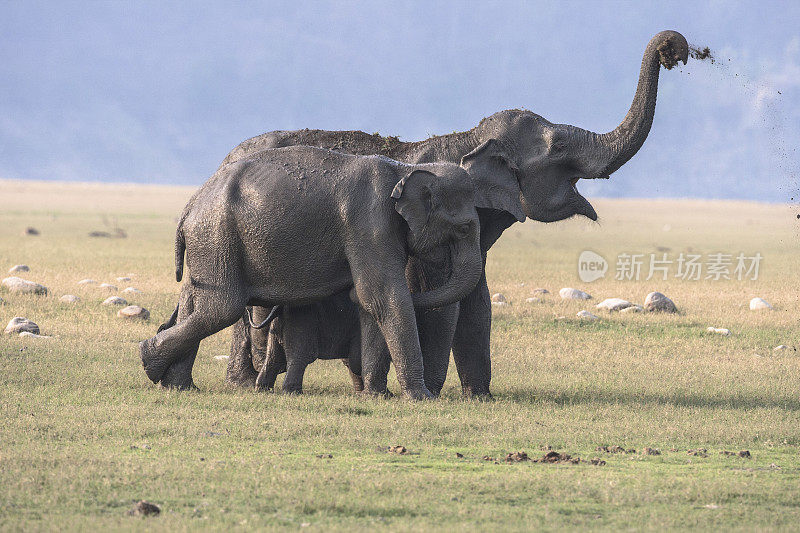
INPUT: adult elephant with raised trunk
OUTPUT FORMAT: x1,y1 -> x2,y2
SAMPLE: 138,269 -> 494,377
226,30 -> 689,397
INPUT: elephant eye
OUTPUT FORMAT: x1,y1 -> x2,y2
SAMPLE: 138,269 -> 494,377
454,222 -> 471,238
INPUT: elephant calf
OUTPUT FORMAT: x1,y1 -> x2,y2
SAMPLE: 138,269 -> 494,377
140,146 -> 482,399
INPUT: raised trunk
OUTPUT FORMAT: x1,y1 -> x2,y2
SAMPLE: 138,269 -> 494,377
411,233 -> 482,309
596,30 -> 688,176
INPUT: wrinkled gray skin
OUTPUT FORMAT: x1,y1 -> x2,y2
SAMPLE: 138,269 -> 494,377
226,30 -> 689,397
140,145 -> 483,400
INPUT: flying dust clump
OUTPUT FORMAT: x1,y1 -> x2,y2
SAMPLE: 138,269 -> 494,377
689,45 -> 715,63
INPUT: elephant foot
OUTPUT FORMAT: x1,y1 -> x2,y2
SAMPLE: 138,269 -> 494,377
139,337 -> 167,384
402,386 -> 434,401
225,375 -> 257,389
358,388 -> 393,399
462,386 -> 493,401
159,362 -> 198,391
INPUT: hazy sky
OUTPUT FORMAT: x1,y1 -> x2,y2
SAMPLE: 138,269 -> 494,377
1,0 -> 798,201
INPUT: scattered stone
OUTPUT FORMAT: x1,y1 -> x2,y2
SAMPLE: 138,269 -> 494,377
531,288 -> 550,295
707,327 -> 731,336
525,297 -> 541,303
559,287 -> 592,300
388,445 -> 408,455
1,277 -> 48,295
4,317 -> 40,335
749,297 -> 773,311
455,452 -> 464,458
491,293 -> 506,303
491,301 -> 509,307
60,294 -> 81,304
127,500 -> 161,517
116,276 -> 131,282
25,227 -> 40,236
482,455 -> 494,461
99,283 -> 118,291
687,448 -> 708,457
19,332 -> 51,339
720,450 -> 751,458
644,292 -> 677,313
118,305 -> 150,320
0,296 -> 3,305
596,298 -> 635,311
589,458 -> 607,466
620,305 -> 644,313
8,264 -> 30,273
577,310 -> 599,321
123,287 -> 142,294
103,296 -> 128,306
316,454 -> 333,459
505,451 -> 529,462
213,355 -> 229,361
774,345 -> 793,351
641,447 -> 661,456
77,279 -> 97,285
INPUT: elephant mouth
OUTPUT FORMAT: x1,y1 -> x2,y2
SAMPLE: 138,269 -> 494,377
569,177 -> 598,221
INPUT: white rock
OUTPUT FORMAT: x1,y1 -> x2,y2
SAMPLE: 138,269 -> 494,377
491,293 -> 507,303
1,277 -> 48,295
526,297 -> 541,303
491,301 -> 509,307
620,305 -> 644,313
118,305 -> 150,320
214,355 -> 230,361
706,327 -> 731,336
5,317 -> 40,335
19,332 -> 50,339
116,276 -> 131,282
531,288 -> 550,295
774,345 -> 791,351
103,296 -> 128,306
60,294 -> 81,303
77,279 -> 97,285
644,292 -> 677,313
596,298 -> 635,312
559,287 -> 592,300
8,264 -> 30,273
749,297 -> 773,311
99,283 -> 118,291
577,310 -> 599,321
122,287 -> 142,294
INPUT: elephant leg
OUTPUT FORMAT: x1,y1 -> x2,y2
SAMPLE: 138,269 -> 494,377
345,336 -> 364,393
358,308 -> 391,396
156,285 -> 198,390
416,303 -> 459,397
451,271 -> 493,398
282,359 -> 308,394
255,332 -> 286,391
354,276 -> 431,400
225,311 -> 259,388
140,282 -> 246,388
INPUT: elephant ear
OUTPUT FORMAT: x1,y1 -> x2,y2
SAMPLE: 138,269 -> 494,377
459,139 -> 525,222
391,169 -> 436,236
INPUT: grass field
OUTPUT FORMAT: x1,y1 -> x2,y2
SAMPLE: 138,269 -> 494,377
1,179 -> 799,530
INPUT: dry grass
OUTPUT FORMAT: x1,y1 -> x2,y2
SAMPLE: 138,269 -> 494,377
1,180 -> 799,530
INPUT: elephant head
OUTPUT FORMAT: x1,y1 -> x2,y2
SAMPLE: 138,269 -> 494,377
391,165 -> 482,308
463,30 -> 689,224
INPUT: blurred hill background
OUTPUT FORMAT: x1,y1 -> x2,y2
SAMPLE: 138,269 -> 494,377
1,0 -> 798,202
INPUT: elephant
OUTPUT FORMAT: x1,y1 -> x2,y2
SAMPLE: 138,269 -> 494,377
140,145 -> 483,399
225,30 -> 690,397
249,291 -> 364,394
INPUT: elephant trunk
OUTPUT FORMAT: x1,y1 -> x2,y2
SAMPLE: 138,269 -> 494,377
595,30 -> 688,177
411,232 -> 482,309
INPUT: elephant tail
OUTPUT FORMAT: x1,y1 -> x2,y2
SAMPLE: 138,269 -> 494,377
175,212 -> 187,282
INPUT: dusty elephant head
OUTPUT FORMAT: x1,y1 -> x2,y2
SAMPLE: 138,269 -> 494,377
391,164 -> 482,308
460,30 -> 689,224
